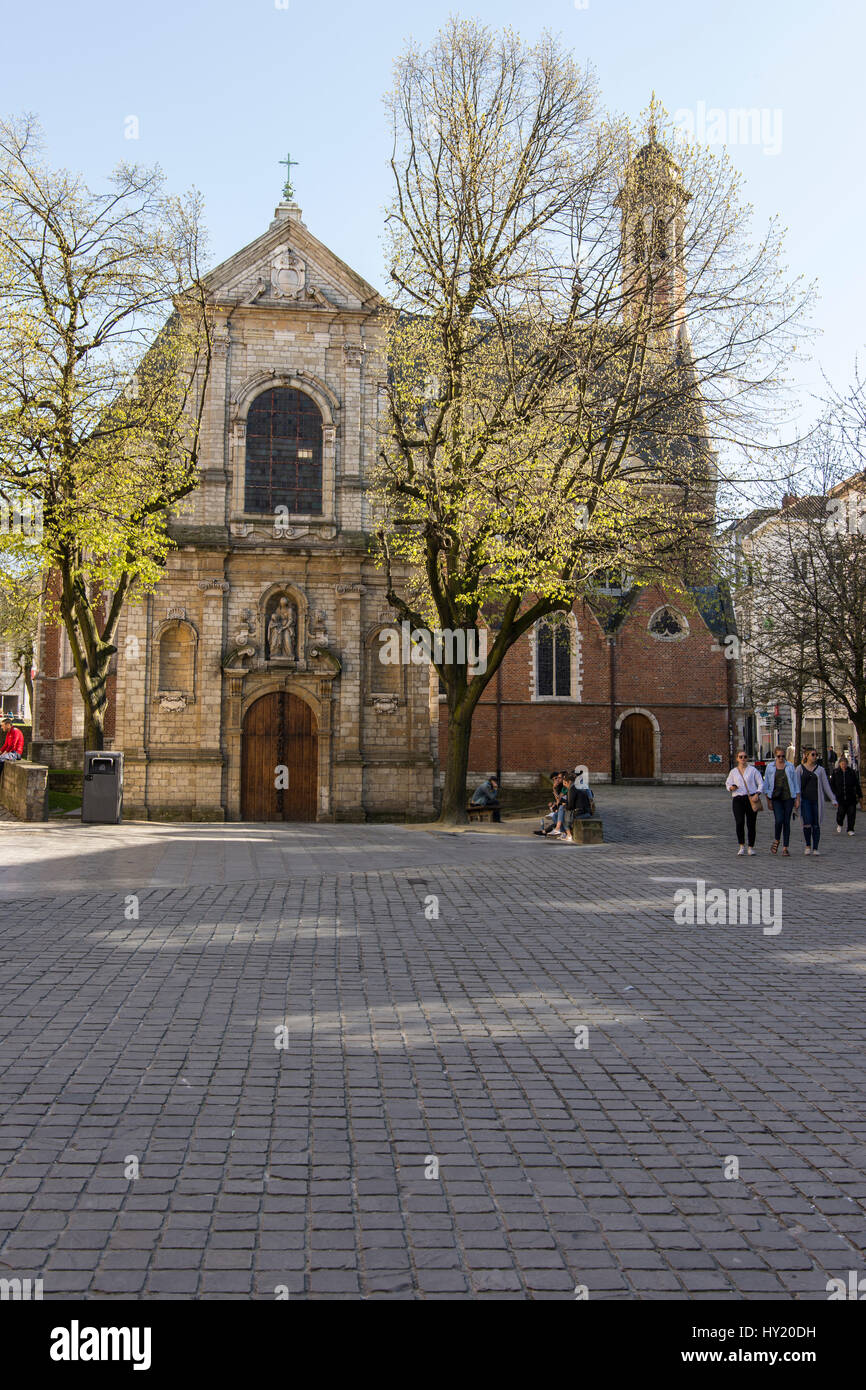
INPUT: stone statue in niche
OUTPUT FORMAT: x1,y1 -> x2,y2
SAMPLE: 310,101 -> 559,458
267,596 -> 298,660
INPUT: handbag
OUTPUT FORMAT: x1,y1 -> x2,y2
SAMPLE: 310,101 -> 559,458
734,767 -> 763,813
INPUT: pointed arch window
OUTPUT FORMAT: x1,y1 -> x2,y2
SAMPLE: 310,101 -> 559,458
536,620 -> 572,698
245,387 -> 323,515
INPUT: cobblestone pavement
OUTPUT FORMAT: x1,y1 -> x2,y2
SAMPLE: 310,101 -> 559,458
0,787 -> 865,1299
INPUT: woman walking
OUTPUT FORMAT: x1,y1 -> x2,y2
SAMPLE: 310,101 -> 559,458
725,750 -> 763,855
797,747 -> 838,855
830,755 -> 862,836
762,746 -> 800,856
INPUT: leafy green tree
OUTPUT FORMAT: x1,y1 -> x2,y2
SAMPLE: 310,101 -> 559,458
0,115 -> 213,749
375,21 -> 810,821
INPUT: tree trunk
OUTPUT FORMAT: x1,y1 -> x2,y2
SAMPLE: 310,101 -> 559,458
83,699 -> 105,753
439,710 -> 473,825
80,660 -> 112,754
793,700 -> 804,764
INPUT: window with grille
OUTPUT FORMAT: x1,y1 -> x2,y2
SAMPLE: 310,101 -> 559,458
536,620 -> 571,697
245,387 -> 323,515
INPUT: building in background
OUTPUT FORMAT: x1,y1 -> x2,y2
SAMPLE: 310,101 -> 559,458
0,641 -> 30,721
731,484 -> 863,766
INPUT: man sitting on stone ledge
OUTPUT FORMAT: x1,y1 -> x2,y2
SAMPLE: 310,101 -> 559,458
469,774 -> 501,822
0,717 -> 24,774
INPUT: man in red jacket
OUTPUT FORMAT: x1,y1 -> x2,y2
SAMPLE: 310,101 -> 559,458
0,717 -> 24,771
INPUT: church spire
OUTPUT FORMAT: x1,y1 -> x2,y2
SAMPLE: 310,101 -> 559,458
616,100 -> 690,343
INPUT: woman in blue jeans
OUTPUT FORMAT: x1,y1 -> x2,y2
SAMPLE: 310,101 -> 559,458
797,747 -> 838,855
762,746 -> 800,855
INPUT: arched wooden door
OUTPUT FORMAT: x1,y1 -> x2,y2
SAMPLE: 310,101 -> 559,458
241,692 -> 318,821
620,713 -> 655,779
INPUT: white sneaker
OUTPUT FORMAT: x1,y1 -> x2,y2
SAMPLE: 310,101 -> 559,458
836,825 -> 843,834
747,847 -> 755,855
813,849 -> 821,856
737,846 -> 745,855
804,846 -> 811,855
848,831 -> 855,836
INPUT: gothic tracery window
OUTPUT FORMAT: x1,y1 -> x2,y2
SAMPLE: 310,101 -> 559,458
245,387 -> 323,515
648,606 -> 687,639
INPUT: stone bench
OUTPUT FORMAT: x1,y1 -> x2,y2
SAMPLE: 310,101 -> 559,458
0,759 -> 49,821
570,816 -> 603,844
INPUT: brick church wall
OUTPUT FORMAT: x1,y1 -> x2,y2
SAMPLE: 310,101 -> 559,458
442,586 -> 730,791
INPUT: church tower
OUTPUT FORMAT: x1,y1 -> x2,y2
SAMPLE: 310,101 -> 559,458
614,111 -> 717,577
616,122 -> 690,348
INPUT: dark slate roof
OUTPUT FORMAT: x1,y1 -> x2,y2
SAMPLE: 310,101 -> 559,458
588,581 -> 733,639
690,583 -> 735,641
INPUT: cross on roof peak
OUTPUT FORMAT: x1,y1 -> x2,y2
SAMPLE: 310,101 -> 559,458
278,151 -> 299,200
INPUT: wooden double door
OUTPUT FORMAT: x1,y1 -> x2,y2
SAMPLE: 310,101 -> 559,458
620,712 -> 655,779
241,692 -> 318,821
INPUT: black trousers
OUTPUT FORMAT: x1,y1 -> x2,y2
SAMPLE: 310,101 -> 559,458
836,800 -> 858,832
732,794 -> 758,846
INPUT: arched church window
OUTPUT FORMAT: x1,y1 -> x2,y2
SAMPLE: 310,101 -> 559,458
536,619 -> 572,698
158,622 -> 195,692
245,387 -> 323,516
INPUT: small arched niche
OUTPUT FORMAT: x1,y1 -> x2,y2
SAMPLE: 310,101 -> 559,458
366,624 -> 404,700
157,621 -> 196,695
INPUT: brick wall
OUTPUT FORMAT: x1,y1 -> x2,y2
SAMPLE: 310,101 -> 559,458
440,586 -> 730,786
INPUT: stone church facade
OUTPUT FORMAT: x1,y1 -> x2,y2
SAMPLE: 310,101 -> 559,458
33,200 -> 439,821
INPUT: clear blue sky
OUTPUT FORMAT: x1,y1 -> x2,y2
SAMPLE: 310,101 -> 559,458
5,0 -> 863,429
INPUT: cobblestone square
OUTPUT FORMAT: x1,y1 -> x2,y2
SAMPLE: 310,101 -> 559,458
0,787 -> 864,1299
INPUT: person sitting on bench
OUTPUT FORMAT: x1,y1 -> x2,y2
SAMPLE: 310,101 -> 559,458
470,775 -> 500,822
538,770 -> 564,835
0,717 -> 24,776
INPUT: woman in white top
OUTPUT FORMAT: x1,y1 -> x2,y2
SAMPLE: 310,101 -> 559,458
724,749 -> 763,855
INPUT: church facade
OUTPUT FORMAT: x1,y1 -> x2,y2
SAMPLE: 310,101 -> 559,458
31,197 -> 734,818
33,200 -> 439,821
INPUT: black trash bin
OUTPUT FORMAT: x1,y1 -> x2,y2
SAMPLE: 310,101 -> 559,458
82,750 -> 123,824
